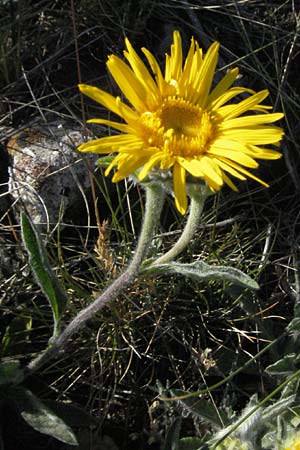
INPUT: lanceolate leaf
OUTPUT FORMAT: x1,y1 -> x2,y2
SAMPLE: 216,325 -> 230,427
142,261 -> 259,290
178,437 -> 207,450
43,400 -> 98,427
265,354 -> 300,376
20,212 -> 68,337
164,416 -> 182,450
169,389 -> 230,428
12,387 -> 78,445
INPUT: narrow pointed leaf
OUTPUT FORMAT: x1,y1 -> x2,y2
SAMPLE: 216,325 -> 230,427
178,437 -> 205,450
164,416 -> 182,450
43,400 -> 98,427
169,389 -> 230,428
21,212 -> 67,337
142,261 -> 259,290
265,354 -> 300,376
262,395 -> 296,420
287,318 -> 300,332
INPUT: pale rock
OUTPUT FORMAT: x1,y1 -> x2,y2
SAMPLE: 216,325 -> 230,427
8,123 -> 98,229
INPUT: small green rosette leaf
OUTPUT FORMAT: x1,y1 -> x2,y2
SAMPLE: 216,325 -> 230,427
169,389 -> 230,428
266,354 -> 300,376
20,212 -> 68,338
142,261 -> 259,290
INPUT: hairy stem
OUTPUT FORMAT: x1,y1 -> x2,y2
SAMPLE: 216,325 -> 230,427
26,183 -> 165,375
152,194 -> 205,266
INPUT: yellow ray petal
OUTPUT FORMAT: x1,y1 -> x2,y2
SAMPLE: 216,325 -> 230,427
209,87 -> 255,111
219,158 -> 269,186
216,159 -> 247,180
107,55 -> 148,112
78,84 -> 137,123
222,172 -> 238,191
142,47 -> 166,94
181,36 -> 195,82
217,90 -> 269,120
167,30 -> 183,82
87,118 -> 134,133
110,154 -> 148,181
160,152 -> 175,170
173,163 -> 188,215
210,138 -> 281,160
78,134 -> 142,153
246,145 -> 282,159
208,139 -> 261,167
187,42 -> 203,90
193,41 -> 220,107
138,153 -> 163,181
219,112 -> 284,130
178,156 -> 223,189
124,38 -> 159,105
208,68 -> 239,104
220,126 -> 284,144
208,148 -> 259,168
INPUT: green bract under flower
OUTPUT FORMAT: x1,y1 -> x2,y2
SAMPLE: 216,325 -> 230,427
78,30 -> 284,214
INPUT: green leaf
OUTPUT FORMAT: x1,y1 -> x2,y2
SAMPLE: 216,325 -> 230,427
1,315 -> 32,357
262,395 -> 296,420
261,430 -> 278,449
96,155 -> 115,168
142,261 -> 259,290
169,389 -> 230,429
287,318 -> 300,332
164,416 -> 182,450
0,360 -> 24,386
265,354 -> 300,376
12,387 -> 78,445
178,437 -> 206,450
43,400 -> 98,427
21,212 -> 68,337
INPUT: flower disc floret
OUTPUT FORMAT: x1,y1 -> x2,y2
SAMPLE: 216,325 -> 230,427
78,31 -> 284,214
140,98 -> 214,159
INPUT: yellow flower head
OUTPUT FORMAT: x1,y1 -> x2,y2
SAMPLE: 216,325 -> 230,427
78,31 -> 284,214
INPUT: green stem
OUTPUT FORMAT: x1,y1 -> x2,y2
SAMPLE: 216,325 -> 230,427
26,183 -> 165,375
152,194 -> 205,266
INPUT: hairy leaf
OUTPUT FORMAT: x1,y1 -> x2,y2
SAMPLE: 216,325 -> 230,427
164,416 -> 182,450
13,387 -> 78,445
142,261 -> 259,290
21,212 -> 68,337
169,389 -> 230,429
266,353 -> 300,375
